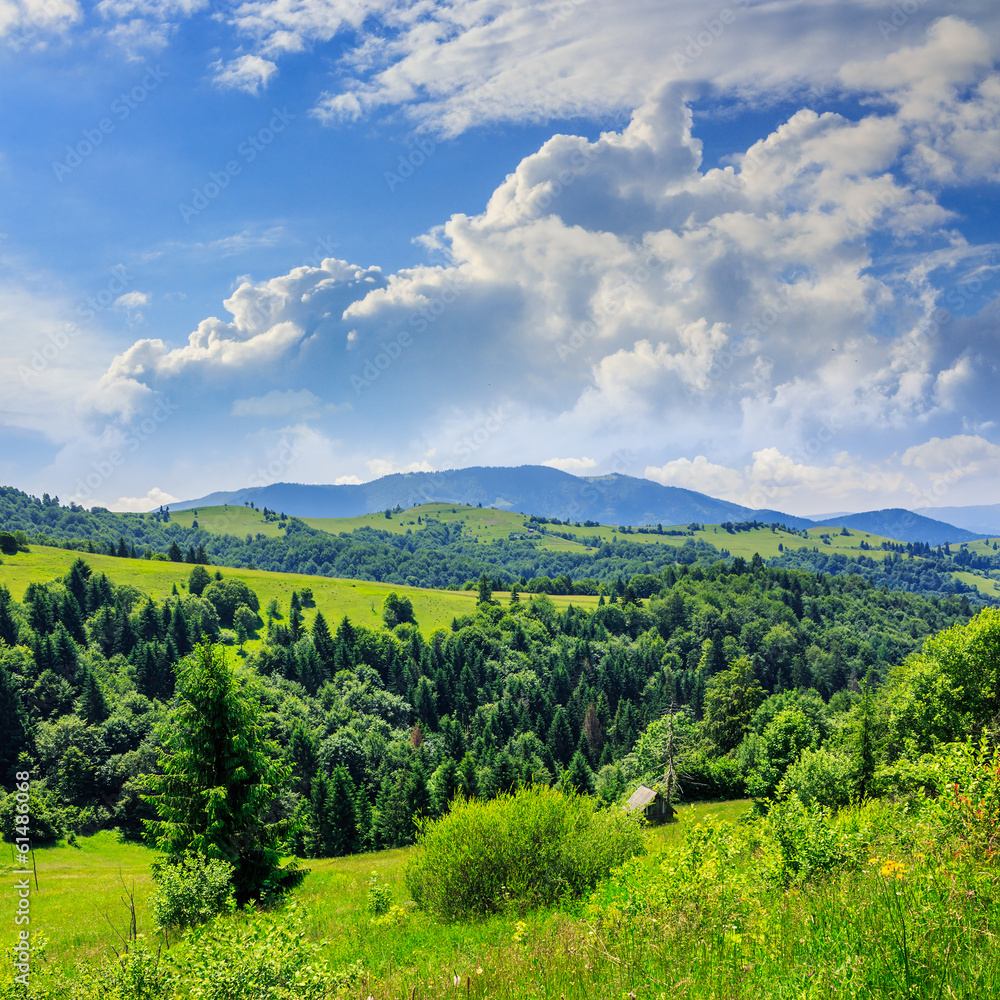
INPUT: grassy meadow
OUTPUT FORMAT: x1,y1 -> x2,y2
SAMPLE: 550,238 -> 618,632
0,544 -> 598,643
6,790 -> 998,1000
2,800 -> 748,981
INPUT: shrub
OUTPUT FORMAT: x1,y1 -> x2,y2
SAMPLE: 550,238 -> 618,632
405,785 -> 645,921
366,871 -> 392,916
150,852 -> 236,931
765,798 -> 846,884
162,904 -> 360,1000
776,746 -> 853,809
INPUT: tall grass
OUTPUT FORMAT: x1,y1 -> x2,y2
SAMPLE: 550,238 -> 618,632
4,755 -> 997,999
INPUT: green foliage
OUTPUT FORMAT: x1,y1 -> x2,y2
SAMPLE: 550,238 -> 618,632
0,782 -> 66,845
187,565 -> 211,598
382,592 -> 416,628
201,579 -> 260,628
405,785 -> 645,920
703,656 -> 766,754
365,871 -> 393,916
150,851 -> 236,931
161,905 -> 360,1000
142,643 -> 301,904
775,745 -> 853,809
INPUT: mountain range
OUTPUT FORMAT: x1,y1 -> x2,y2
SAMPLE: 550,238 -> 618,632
170,465 -> 985,546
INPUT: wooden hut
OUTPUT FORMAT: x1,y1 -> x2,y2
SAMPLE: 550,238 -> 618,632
625,785 -> 676,823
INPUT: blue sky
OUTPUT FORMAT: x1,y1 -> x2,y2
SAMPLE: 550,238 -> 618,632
1,0 -> 999,516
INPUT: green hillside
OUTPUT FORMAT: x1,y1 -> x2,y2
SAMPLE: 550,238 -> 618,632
0,545 -> 598,640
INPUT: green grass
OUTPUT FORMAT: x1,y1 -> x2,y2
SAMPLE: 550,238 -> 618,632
294,503 -> 907,565
0,545 -> 597,644
176,505 -> 286,538
15,793 -> 997,1000
8,799 -> 737,981
0,831 -> 156,969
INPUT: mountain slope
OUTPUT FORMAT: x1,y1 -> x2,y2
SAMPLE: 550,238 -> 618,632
170,465 -> 816,528
813,508 -> 981,546
912,504 -> 1000,537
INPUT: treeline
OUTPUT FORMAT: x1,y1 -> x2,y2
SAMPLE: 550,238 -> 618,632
771,547 -> 992,601
0,552 -> 977,857
0,485 -> 730,592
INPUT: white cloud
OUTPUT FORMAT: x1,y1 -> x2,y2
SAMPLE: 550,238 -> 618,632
0,0 -> 80,42
112,485 -> 177,512
73,17 -> 1000,509
366,457 -> 435,478
646,456 -> 742,497
543,456 -> 596,473
212,54 -> 278,95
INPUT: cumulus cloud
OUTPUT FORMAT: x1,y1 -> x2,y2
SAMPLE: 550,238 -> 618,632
366,457 -> 436,478
212,54 -> 278,95
75,16 -> 1000,510
646,456 -> 743,497
112,485 -> 177,512
0,0 -> 80,42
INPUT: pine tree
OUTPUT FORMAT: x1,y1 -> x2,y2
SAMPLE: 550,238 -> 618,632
563,750 -> 595,795
546,706 -> 574,766
142,643 -> 300,904
311,611 -> 335,674
77,664 -> 109,724
0,660 -> 26,777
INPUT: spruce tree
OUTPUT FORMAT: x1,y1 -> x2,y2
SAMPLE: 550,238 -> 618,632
143,642 -> 300,904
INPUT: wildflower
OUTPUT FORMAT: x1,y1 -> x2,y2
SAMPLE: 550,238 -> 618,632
879,859 -> 905,879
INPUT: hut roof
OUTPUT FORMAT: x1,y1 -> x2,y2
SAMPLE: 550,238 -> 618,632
626,785 -> 658,811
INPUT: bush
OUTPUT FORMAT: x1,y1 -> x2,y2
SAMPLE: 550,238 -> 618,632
765,798 -> 846,884
405,785 -> 645,921
776,746 -> 853,809
150,852 -> 236,931
162,904 -> 360,1000
366,871 -> 392,916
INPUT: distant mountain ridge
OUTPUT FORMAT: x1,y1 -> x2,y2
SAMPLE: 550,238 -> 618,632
170,465 -> 811,527
912,504 -> 1000,537
168,465 -> 982,546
